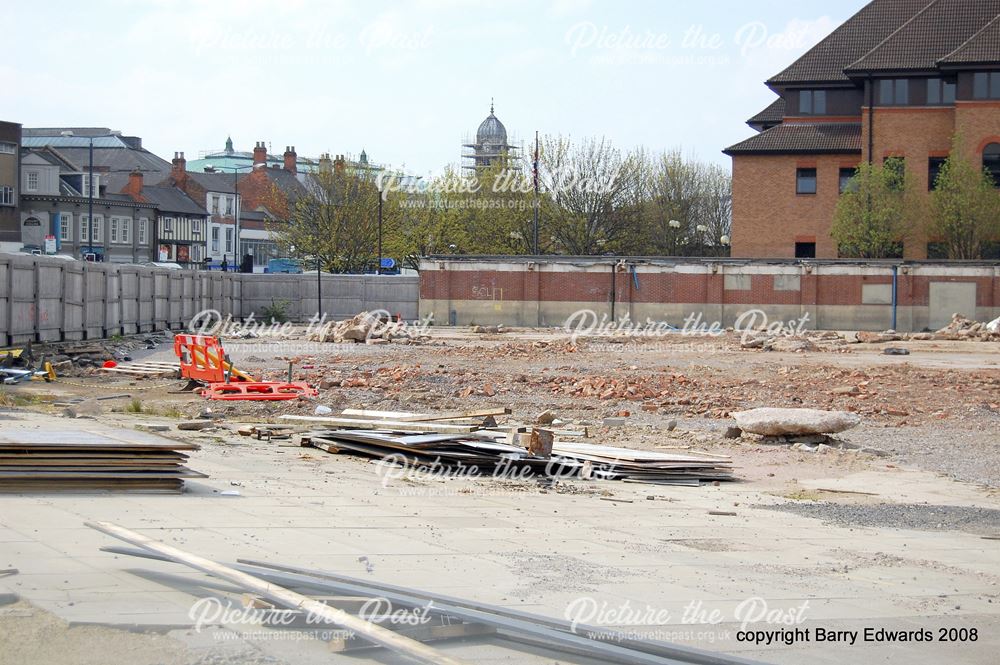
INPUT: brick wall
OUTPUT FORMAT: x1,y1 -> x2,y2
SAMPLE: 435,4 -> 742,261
731,154 -> 858,259
419,257 -> 1000,331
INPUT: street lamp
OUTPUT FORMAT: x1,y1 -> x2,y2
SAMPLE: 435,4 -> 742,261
60,130 -> 121,260
204,162 -> 265,271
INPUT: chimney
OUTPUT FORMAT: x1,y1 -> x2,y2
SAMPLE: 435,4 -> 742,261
319,153 -> 332,173
171,151 -> 187,188
123,170 -> 144,199
334,153 -> 345,174
283,146 -> 297,174
253,141 -> 267,166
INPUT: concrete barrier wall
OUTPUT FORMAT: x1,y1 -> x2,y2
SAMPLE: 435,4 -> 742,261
0,254 -> 419,345
419,257 -> 1000,332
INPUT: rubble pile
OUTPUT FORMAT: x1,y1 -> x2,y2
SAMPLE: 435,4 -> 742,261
934,314 -> 1000,341
740,330 -> 849,352
306,312 -> 427,345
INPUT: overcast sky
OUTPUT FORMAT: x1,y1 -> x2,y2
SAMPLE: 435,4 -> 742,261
7,0 -> 867,176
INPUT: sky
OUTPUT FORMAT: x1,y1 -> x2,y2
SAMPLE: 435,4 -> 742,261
5,0 -> 869,177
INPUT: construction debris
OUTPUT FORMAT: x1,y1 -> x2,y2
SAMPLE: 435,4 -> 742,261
732,408 -> 861,437
935,313 -> 1000,341
306,311 -> 422,344
0,428 -> 204,493
291,408 -> 734,485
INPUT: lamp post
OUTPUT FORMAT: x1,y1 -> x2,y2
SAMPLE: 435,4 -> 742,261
60,130 -> 121,260
377,185 -> 383,275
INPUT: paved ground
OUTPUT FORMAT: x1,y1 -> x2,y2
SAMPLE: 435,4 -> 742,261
1,409 -> 998,665
0,329 -> 998,664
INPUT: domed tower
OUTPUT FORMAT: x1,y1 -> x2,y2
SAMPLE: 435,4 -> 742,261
463,100 -> 519,171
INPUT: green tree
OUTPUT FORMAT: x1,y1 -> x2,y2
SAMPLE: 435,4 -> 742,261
929,136 -> 1000,260
831,158 -> 918,258
269,167 -> 391,273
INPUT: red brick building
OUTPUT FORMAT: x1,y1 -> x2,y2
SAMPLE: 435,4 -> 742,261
725,0 -> 1000,260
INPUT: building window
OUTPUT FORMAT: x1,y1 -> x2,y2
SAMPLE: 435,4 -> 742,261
225,228 -> 233,253
799,90 -> 827,115
839,167 -> 857,194
138,218 -> 148,245
879,78 -> 909,105
163,217 -> 173,233
80,215 -> 90,242
0,186 -> 12,206
192,219 -> 202,234
208,195 -> 216,214
0,142 -> 15,155
795,242 -> 816,259
974,73 -> 1000,100
110,217 -> 119,243
60,213 -> 72,241
26,171 -> 39,191
796,168 -> 817,195
92,215 -> 103,244
211,226 -> 220,252
225,197 -> 233,215
121,217 -> 131,244
82,174 -> 100,198
927,78 -> 956,105
928,157 -> 947,190
984,144 -> 1000,187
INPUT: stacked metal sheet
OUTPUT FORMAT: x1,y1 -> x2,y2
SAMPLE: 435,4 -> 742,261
0,428 -> 205,493
290,410 -> 733,485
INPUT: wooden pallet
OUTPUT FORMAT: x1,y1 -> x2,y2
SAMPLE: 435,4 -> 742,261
99,361 -> 180,377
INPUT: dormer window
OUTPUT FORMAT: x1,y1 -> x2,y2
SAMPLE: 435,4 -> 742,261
878,79 -> 909,105
927,78 -> 955,105
798,90 -> 827,115
974,73 -> 1000,100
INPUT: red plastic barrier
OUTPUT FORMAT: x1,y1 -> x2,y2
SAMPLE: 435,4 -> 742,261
200,381 -> 318,401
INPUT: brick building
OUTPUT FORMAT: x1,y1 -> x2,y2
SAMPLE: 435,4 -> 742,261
725,0 -> 1000,260
0,121 -> 21,251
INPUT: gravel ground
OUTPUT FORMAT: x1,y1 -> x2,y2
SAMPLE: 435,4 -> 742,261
762,502 -> 1000,535
840,425 -> 1000,488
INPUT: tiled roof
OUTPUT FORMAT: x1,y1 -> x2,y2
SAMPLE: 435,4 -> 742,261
180,171 -> 239,194
939,13 -> 1000,65
847,0 -> 1000,73
747,98 -> 786,128
723,123 -> 862,155
139,186 -> 208,216
768,0 -> 932,84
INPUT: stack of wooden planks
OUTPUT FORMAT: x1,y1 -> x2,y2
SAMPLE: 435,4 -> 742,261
284,408 -> 733,485
0,428 -> 205,493
98,361 -> 180,377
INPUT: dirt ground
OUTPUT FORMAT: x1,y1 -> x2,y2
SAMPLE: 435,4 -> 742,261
2,326 -> 998,665
28,326 -> 1000,490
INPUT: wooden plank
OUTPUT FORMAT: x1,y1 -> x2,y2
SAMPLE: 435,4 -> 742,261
396,408 -> 512,423
280,415 -> 477,434
85,522 -> 473,665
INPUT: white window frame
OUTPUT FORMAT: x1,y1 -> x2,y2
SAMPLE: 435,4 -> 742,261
26,171 -> 39,192
82,173 -> 100,198
192,218 -> 202,234
110,217 -> 119,244
91,215 -> 103,244
211,226 -> 220,252
60,212 -> 72,241
138,217 -> 148,245
79,215 -> 90,242
163,216 -> 173,233
0,142 -> 15,155
0,186 -> 13,206
121,217 -> 131,244
225,227 -> 233,253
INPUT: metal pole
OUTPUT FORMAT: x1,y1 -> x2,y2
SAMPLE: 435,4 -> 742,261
533,130 -> 539,255
234,169 -> 239,271
317,255 -> 322,318
377,190 -> 383,274
88,137 -> 94,258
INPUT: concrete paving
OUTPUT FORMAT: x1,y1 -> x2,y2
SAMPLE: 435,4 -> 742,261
0,411 -> 997,664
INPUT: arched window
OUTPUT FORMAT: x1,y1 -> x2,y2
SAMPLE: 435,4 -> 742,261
984,143 -> 1000,187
